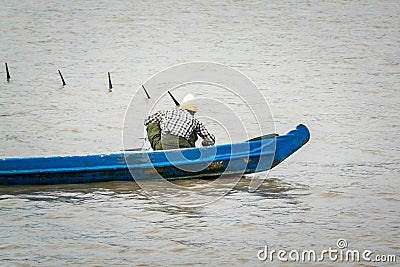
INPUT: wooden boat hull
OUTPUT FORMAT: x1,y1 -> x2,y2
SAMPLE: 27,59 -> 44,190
0,124 -> 310,185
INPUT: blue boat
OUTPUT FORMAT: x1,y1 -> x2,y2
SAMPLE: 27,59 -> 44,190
0,124 -> 310,185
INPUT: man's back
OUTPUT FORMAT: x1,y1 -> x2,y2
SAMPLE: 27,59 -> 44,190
144,94 -> 215,150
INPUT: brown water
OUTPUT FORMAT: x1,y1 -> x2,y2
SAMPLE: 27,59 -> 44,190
0,0 -> 399,266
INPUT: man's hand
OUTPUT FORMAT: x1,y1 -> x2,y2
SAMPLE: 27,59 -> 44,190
202,140 -> 214,146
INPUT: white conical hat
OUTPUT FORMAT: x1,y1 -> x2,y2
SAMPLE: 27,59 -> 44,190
180,94 -> 197,112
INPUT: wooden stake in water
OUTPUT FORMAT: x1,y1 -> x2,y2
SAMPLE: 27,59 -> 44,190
142,84 -> 151,99
108,72 -> 113,91
58,70 -> 66,86
5,63 -> 10,82
168,91 -> 180,106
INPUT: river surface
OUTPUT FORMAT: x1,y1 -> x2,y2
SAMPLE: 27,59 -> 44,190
0,0 -> 399,266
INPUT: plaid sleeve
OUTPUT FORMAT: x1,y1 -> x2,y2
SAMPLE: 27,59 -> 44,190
144,110 -> 163,126
194,119 -> 215,145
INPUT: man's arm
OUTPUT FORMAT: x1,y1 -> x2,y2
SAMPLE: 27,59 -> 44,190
194,120 -> 215,146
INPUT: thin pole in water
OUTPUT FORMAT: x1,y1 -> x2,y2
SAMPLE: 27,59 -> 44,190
108,72 -> 113,91
142,84 -> 151,99
58,70 -> 66,86
5,63 -> 10,82
168,91 -> 180,106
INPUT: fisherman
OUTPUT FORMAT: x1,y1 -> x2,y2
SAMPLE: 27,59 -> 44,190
144,94 -> 215,150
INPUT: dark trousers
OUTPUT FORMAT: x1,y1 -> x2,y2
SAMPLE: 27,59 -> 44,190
146,122 -> 198,150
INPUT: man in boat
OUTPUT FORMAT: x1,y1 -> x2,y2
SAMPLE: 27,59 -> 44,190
144,94 -> 215,150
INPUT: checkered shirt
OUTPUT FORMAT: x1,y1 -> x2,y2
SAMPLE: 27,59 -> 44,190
144,109 -> 215,144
